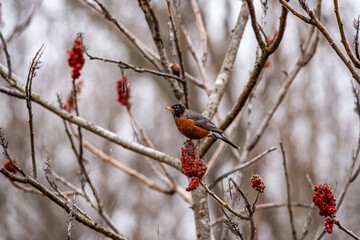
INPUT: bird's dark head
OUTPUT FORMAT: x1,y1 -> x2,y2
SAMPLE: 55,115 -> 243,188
166,104 -> 186,118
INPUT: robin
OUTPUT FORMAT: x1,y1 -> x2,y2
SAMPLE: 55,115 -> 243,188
166,104 -> 239,149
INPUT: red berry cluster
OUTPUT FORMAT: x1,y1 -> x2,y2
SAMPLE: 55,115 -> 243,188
62,80 -> 83,113
4,158 -> 18,175
67,37 -> 85,80
117,75 -> 131,106
325,217 -> 335,234
312,184 -> 337,233
250,174 -> 266,193
180,140 -> 207,191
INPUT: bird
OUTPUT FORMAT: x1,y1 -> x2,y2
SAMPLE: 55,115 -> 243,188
166,104 -> 239,149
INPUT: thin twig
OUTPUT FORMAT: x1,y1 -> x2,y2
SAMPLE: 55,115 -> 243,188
206,108 -> 244,173
138,0 -> 184,102
84,49 -> 185,83
280,0 -> 360,84
221,207 -> 244,239
280,140 -> 298,240
11,181 -> 78,197
138,0 -> 171,72
189,0 -> 207,64
334,220 -> 360,240
0,129 -> 26,178
165,0 -> 188,107
202,2 -> 249,120
200,180 -> 250,220
300,174 -> 315,240
0,167 -> 127,240
82,140 -> 191,203
126,105 -> 177,187
333,0 -> 360,68
57,95 -> 80,158
0,5 -> 37,47
229,178 -> 256,240
244,0 -> 266,50
354,16 -> 360,61
315,83 -> 360,240
171,0 -> 211,95
209,147 -> 276,189
0,63 -> 182,170
67,195 -> 76,240
25,44 -> 44,179
199,2 -> 289,155
279,0 -> 312,24
239,201 -> 310,214
0,31 -> 11,79
83,0 -> 162,70
300,203 -> 315,240
248,25 -> 319,151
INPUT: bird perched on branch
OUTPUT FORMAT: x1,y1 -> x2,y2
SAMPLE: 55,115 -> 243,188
166,104 -> 239,149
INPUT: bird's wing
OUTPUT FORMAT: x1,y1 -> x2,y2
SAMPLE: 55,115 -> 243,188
186,110 -> 223,133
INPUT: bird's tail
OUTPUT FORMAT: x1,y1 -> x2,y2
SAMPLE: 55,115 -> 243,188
211,132 -> 240,149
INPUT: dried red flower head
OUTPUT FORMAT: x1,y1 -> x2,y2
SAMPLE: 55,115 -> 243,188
117,75 -> 131,106
265,60 -> 272,68
67,36 -> 85,80
62,80 -> 83,113
250,174 -> 265,193
4,158 -> 18,175
180,140 -> 207,191
312,184 -> 337,218
325,217 -> 335,234
186,177 -> 200,191
268,30 -> 278,45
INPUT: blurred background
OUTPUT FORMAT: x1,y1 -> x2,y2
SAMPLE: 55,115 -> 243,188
1,0 -> 360,239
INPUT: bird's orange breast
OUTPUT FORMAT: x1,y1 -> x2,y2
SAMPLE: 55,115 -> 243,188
174,117 -> 210,139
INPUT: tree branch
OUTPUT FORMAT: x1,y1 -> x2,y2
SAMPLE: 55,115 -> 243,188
333,0 -> 360,68
0,63 -> 182,171
202,2 -> 249,120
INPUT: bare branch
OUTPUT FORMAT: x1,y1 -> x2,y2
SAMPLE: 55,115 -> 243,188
209,147 -> 276,189
221,207 -> 244,239
138,0 -> 185,102
138,0 -> 171,72
189,0 -> 207,64
354,16 -> 360,61
82,140 -> 191,203
25,44 -> 44,179
0,5 -> 37,47
0,168 -> 127,240
82,0 -> 162,70
199,2 -> 289,155
334,220 -> 360,240
165,0 -> 188,107
244,0 -> 266,49
206,110 -> 244,173
229,178 -> 256,240
280,141 -> 298,240
0,63 -> 182,170
279,0 -> 313,24
0,31 -> 12,79
300,203 -> 315,240
84,49 -> 185,83
202,2 -> 249,119
282,1 -> 360,84
0,86 -> 25,99
67,195 -> 75,240
333,0 -> 360,68
200,180 -> 250,220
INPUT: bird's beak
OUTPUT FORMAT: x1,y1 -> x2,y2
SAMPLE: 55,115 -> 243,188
166,107 -> 174,111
